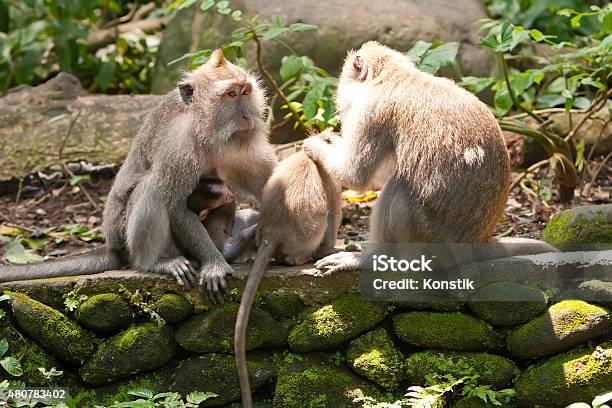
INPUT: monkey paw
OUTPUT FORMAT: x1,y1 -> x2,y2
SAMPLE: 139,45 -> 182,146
199,261 -> 232,304
302,136 -> 327,160
314,251 -> 361,275
158,256 -> 197,290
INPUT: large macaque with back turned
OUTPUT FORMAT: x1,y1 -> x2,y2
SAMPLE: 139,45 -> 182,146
0,50 -> 278,302
303,41 -> 556,273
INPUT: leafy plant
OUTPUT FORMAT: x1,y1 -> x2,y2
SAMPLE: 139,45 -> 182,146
102,388 -> 217,408
118,285 -> 165,327
0,295 -> 23,377
63,289 -> 89,312
406,41 -> 460,75
167,0 -> 335,132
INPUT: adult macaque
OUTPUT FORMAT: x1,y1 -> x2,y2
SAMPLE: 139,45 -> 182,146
0,50 -> 278,303
233,129 -> 342,408
303,41 -> 556,274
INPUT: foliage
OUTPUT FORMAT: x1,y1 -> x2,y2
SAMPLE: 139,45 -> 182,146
167,0 -> 335,132
0,294 -> 23,377
118,286 -> 165,327
566,390 -> 612,408
406,41 -> 460,75
63,289 -> 89,313
101,388 -> 217,408
0,0 -> 162,95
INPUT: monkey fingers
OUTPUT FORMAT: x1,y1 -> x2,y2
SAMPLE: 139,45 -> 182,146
199,265 -> 230,304
198,209 -> 210,221
314,251 -> 361,275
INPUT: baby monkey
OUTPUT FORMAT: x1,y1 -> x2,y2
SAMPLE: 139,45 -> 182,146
232,129 -> 342,408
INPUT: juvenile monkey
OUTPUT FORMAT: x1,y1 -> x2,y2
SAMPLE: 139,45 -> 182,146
0,50 -> 278,302
233,129 -> 342,408
303,41 -> 556,273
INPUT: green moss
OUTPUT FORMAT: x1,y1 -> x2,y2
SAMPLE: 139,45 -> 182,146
507,300 -> 610,359
454,397 -> 517,407
76,293 -> 132,333
0,323 -> 62,385
175,303 -> 287,353
273,361 -> 366,408
516,341 -> 612,407
261,290 -> 304,320
153,293 -> 193,323
542,206 -> 612,247
469,281 -> 548,326
6,291 -> 96,365
174,353 -> 275,406
288,294 -> 387,352
346,328 -> 404,389
405,351 -> 518,389
393,311 -> 504,352
80,322 -> 177,385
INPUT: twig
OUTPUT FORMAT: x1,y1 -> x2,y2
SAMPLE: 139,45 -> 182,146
87,15 -> 172,50
510,159 -> 550,192
58,110 -> 81,160
253,35 -> 310,131
577,118 -> 610,199
102,0 -> 140,28
564,88 -> 612,142
505,108 -> 584,120
583,151 -> 612,198
62,164 -> 99,209
498,226 -> 514,238
2,223 -> 35,233
500,54 -> 545,124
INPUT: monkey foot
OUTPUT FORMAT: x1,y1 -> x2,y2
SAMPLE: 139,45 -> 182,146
314,251 -> 361,275
153,256 -> 197,289
199,262 -> 231,304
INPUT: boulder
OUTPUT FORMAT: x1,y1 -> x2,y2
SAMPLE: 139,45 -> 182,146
175,303 -> 287,353
542,205 -> 612,249
555,279 -> 612,308
405,351 -> 518,389
7,291 -> 96,365
468,281 -> 548,326
174,353 -> 275,407
515,342 -> 612,407
260,290 -> 305,320
151,0 -> 492,94
153,293 -> 193,323
393,311 -> 504,352
288,294 -> 387,352
507,300 -> 610,359
346,328 -> 404,389
273,355 -> 373,408
76,293 -> 133,333
80,322 -> 177,385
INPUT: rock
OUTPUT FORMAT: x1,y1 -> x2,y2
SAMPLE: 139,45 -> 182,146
0,323 -> 62,386
153,293 -> 193,323
174,353 -> 275,407
175,303 -> 286,353
393,311 -> 504,352
542,205 -> 612,249
288,294 -> 387,352
80,322 -> 177,385
76,293 -> 133,333
346,328 -> 404,389
469,281 -> 548,326
0,73 -> 160,181
273,355 -> 372,408
405,351 -> 518,389
549,107 -> 612,157
555,280 -> 612,308
7,291 -> 96,365
260,290 -> 305,320
515,342 -> 612,407
151,0 -> 491,94
392,290 -> 464,312
507,300 -> 610,359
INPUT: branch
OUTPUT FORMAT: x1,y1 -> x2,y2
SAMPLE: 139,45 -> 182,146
253,34 -> 310,131
510,159 -> 549,192
500,53 -> 545,124
87,15 -> 172,51
564,88 -> 612,141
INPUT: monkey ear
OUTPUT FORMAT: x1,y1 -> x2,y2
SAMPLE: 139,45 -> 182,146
178,81 -> 194,105
208,49 -> 227,68
353,56 -> 369,82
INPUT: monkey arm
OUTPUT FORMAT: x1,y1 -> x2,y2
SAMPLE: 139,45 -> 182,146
220,142 -> 278,201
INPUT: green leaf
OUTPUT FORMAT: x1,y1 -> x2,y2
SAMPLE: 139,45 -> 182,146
0,295 -> 12,303
581,77 -> 605,90
510,27 -> 530,50
406,40 -> 432,64
168,0 -> 197,11
0,357 -> 22,377
2,243 -> 43,265
0,339 -> 8,357
593,391 -> 612,407
557,8 -> 575,17
280,55 -> 303,81
288,23 -> 318,32
262,27 -> 289,41
186,392 -> 218,404
418,42 -> 459,74
0,0 -> 9,33
603,11 -> 612,34
231,10 -> 242,21
494,87 -> 513,117
69,174 -> 91,186
565,404 -> 591,408
128,388 -> 154,399
98,62 -> 115,91
200,0 -> 215,11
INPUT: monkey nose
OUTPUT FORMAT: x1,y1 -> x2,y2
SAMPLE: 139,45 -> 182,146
242,115 -> 253,129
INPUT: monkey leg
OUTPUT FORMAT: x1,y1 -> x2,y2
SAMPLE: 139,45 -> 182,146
126,174 -> 197,288
314,211 -> 340,259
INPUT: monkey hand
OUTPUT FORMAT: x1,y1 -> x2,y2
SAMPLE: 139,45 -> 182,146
302,136 -> 330,161
198,260 -> 232,304
314,251 -> 361,275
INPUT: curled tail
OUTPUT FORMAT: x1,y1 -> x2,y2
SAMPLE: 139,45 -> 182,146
0,248 -> 124,282
234,240 -> 276,408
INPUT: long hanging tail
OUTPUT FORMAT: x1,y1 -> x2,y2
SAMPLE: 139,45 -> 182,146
487,237 -> 558,258
0,248 -> 124,282
234,240 -> 276,408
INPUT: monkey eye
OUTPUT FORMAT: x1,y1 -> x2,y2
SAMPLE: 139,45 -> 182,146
242,89 -> 249,96
228,90 -> 237,97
